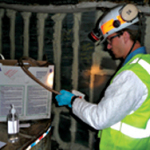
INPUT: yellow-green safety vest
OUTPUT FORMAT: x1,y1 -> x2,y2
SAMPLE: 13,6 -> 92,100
98,54 -> 150,150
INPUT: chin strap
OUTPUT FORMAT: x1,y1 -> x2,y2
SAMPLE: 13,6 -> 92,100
125,36 -> 137,59
124,11 -> 144,60
125,23 -> 141,61
117,30 -> 140,69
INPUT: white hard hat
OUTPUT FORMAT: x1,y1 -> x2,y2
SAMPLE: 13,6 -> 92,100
90,4 -> 140,43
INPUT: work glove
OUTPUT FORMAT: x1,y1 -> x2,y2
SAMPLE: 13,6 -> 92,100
55,90 -> 75,108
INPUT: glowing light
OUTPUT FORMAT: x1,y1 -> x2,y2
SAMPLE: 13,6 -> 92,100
46,72 -> 54,88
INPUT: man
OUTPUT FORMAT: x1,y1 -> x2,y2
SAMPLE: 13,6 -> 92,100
56,4 -> 150,150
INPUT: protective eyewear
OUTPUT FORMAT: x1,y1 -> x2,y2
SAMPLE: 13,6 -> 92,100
107,33 -> 122,45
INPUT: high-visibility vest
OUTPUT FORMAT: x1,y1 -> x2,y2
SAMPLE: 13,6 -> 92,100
98,54 -> 150,150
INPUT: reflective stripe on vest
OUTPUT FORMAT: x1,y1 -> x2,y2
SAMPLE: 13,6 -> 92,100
111,57 -> 150,139
130,58 -> 150,75
109,58 -> 150,139
111,119 -> 150,138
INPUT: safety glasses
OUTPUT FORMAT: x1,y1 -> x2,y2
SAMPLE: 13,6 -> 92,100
107,33 -> 122,45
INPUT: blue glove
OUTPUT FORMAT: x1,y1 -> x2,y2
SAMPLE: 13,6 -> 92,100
55,90 -> 75,108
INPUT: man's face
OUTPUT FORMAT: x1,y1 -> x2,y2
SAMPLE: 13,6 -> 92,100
106,32 -> 125,59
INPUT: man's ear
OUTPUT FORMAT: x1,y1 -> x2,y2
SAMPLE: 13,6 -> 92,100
123,31 -> 130,43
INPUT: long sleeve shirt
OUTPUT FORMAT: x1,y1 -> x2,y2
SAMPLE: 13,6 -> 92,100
72,47 -> 148,130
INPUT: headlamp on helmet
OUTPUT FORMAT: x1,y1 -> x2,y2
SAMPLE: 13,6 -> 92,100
89,4 -> 140,43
